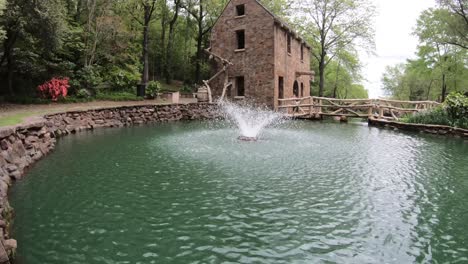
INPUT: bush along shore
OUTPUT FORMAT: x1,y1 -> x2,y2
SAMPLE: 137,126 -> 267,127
402,92 -> 468,130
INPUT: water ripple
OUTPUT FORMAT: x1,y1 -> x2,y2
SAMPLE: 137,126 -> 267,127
9,121 -> 468,263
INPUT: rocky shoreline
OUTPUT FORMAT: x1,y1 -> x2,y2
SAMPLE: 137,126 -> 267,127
368,118 -> 468,138
0,103 -> 220,263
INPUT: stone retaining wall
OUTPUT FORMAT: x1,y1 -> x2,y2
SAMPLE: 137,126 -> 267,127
0,103 -> 219,263
368,118 -> 468,138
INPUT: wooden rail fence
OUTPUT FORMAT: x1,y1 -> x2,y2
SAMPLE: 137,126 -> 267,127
277,96 -> 440,121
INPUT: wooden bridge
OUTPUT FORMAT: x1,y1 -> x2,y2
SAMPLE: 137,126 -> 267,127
277,96 -> 440,121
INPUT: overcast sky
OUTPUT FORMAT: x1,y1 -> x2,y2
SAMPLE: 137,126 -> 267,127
361,0 -> 436,98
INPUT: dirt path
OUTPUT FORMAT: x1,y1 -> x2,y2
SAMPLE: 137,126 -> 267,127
0,98 -> 197,127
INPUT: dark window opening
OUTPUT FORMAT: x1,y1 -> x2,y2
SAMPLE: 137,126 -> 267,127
236,30 -> 245,49
300,83 -> 304,97
293,80 -> 299,97
287,34 -> 291,54
236,76 -> 245,96
301,44 -> 304,61
278,77 -> 284,99
236,4 -> 245,16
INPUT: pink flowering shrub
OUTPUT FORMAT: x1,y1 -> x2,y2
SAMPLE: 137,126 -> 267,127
37,77 -> 69,101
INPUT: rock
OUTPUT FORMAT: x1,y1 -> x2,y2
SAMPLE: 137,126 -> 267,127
0,140 -> 9,151
3,239 -> 17,251
10,171 -> 22,180
0,128 -> 14,139
0,179 -> 8,196
4,165 -> 17,173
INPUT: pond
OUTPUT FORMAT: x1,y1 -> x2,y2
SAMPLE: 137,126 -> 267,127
10,121 -> 468,263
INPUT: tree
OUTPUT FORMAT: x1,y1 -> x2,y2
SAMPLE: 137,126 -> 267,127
0,0 -> 68,95
414,8 -> 467,101
439,0 -> 468,22
0,0 -> 5,42
297,0 -> 375,97
183,0 -> 227,83
425,3 -> 467,49
128,0 -> 157,96
164,0 -> 182,84
296,0 -> 375,96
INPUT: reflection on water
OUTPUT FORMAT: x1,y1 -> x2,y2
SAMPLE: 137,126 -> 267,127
10,121 -> 468,263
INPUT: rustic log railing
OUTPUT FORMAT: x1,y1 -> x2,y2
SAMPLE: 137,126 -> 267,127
277,96 -> 440,121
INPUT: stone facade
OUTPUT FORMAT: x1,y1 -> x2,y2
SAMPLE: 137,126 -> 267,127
210,0 -> 312,108
0,103 -> 219,263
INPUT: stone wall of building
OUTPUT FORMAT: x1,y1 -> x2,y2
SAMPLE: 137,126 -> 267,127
210,0 -> 276,106
0,103 -> 219,263
273,25 -> 311,109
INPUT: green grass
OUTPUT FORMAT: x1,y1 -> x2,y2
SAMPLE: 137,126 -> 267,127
95,92 -> 144,101
160,81 -> 183,92
0,112 -> 37,127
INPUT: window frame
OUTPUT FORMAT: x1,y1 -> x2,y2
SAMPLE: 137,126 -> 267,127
236,30 -> 245,50
235,4 -> 245,17
236,76 -> 245,97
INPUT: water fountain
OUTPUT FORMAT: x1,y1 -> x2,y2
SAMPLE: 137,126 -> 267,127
218,100 -> 286,141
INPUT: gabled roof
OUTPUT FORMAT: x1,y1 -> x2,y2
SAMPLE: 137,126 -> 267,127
212,0 -> 311,49
253,0 -> 311,49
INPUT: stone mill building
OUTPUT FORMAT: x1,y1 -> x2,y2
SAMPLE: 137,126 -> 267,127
209,0 -> 314,108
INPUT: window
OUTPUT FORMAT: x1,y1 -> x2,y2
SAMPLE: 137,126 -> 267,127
236,30 -> 245,49
236,76 -> 245,96
236,4 -> 245,16
278,77 -> 284,99
287,34 -> 291,54
300,83 -> 304,97
293,81 -> 299,97
301,44 -> 304,61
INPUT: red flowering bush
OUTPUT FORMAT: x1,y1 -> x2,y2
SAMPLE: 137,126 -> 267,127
37,77 -> 69,101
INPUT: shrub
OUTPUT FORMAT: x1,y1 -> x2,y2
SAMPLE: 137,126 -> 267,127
403,93 -> 468,129
181,83 -> 194,93
72,66 -> 103,92
106,66 -> 140,92
445,92 -> 468,121
146,81 -> 161,98
405,107 -> 452,127
76,88 -> 92,99
37,77 -> 70,101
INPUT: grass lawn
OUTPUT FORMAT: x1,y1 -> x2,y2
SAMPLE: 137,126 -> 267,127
160,80 -> 184,92
0,112 -> 39,127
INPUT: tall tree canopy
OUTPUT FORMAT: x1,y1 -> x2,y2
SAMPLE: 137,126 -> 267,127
0,0 -> 370,100
382,4 -> 468,102
295,0 -> 375,97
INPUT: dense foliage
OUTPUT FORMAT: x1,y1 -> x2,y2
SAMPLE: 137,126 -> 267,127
0,0 -> 229,100
404,93 -> 468,129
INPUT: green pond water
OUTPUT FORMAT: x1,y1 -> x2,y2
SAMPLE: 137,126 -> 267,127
9,121 -> 468,263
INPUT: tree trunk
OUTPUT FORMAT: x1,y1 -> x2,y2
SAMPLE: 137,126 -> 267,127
332,61 -> 341,98
164,0 -> 180,84
426,79 -> 433,100
6,50 -> 14,96
139,5 -> 151,96
160,0 -> 167,78
195,0 -> 203,84
318,52 -> 326,97
441,73 -> 447,102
